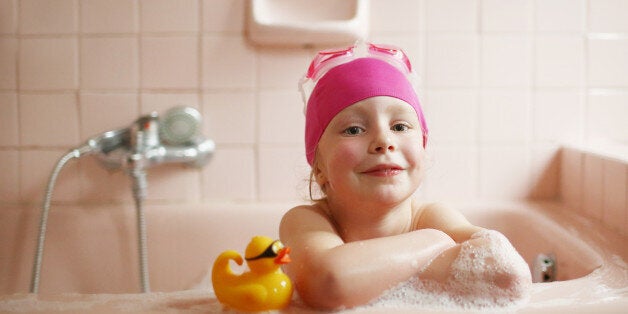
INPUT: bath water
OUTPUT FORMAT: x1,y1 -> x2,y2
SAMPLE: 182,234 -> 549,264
363,230 -> 532,311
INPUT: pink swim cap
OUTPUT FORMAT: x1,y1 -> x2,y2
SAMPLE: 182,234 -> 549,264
304,57 -> 428,165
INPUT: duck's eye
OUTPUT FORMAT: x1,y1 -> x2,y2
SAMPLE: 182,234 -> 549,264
392,123 -> 410,132
343,126 -> 364,135
272,241 -> 284,253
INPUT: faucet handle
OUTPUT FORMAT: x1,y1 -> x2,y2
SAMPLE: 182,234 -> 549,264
132,112 -> 160,152
159,106 -> 202,146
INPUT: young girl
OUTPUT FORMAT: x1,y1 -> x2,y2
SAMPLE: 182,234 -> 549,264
279,42 -> 531,310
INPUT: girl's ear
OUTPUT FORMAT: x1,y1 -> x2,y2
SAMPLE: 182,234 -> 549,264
312,158 -> 328,188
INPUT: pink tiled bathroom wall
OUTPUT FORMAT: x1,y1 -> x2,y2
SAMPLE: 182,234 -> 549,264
0,0 -> 627,215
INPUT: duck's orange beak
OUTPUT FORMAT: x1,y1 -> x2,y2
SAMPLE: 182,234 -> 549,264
274,246 -> 291,264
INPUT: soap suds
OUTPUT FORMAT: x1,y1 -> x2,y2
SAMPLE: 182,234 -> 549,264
365,230 -> 532,311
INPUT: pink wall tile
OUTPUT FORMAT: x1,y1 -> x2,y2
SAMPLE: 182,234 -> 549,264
20,149 -> 81,202
560,147 -> 583,212
589,0 -> 628,32
425,0 -> 477,32
370,0 -> 422,33
0,0 -> 16,34
481,35 -> 531,87
140,93 -> 198,115
424,145 -> 479,200
19,0 -> 76,34
529,145 -> 560,199
424,89 -> 478,144
535,0 -> 584,32
19,38 -> 77,90
602,158 -> 627,234
140,0 -> 198,33
0,150 -> 19,202
479,146 -> 531,199
588,39 -> 628,87
202,92 -> 256,144
79,157 -> 133,203
258,146 -> 309,201
202,0 -> 244,33
81,0 -> 137,34
582,154 -> 604,220
587,92 -> 628,142
19,93 -> 79,147
79,93 -> 139,138
0,38 -> 16,89
81,37 -> 138,89
0,93 -> 18,146
258,49 -> 312,89
141,36 -> 198,89
202,147 -> 256,201
425,35 -> 478,87
201,36 -> 256,89
258,90 -> 304,145
480,89 -> 530,143
535,36 -> 584,87
146,165 -> 201,202
533,90 -> 583,143
481,0 -> 533,32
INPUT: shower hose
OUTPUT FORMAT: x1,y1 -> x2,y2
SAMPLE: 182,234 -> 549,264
30,148 -> 151,293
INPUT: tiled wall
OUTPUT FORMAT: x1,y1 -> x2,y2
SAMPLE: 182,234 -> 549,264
1,0 -> 627,206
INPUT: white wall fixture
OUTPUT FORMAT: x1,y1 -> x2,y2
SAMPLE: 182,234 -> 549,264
247,0 -> 369,47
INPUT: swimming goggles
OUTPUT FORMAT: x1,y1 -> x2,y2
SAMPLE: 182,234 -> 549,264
299,41 -> 419,108
245,240 -> 283,261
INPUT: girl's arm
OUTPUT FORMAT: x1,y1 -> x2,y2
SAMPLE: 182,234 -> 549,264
279,205 -> 455,310
415,202 -> 484,242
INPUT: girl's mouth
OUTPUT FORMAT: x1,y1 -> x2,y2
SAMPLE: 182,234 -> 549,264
362,164 -> 404,177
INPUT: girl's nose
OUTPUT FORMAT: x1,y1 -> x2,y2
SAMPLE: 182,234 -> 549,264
369,132 -> 395,154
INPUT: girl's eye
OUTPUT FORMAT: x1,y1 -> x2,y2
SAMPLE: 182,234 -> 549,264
392,123 -> 410,132
343,126 -> 364,135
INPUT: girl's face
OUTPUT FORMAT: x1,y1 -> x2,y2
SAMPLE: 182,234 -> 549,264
315,96 -> 426,207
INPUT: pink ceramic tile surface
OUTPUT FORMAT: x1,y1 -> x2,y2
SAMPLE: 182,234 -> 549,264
19,38 -> 78,90
560,147 -> 583,212
529,145 -> 560,199
201,36 -> 256,89
140,36 -> 198,89
19,0 -> 76,34
79,93 -> 139,138
80,37 -> 138,89
0,93 -> 18,146
140,0 -> 198,33
479,146 -> 531,200
589,0 -> 628,32
481,35 -> 531,87
19,93 -> 79,147
202,0 -> 245,33
202,92 -> 256,144
0,150 -> 19,202
258,146 -> 309,201
201,146 -> 256,201
80,0 -> 137,33
78,157 -> 133,203
602,159 -> 627,234
481,0 -> 532,32
425,0 -> 478,32
424,145 -> 479,200
535,36 -> 584,87
370,0 -> 422,33
258,90 -> 304,145
140,92 -> 198,115
258,49 -> 312,89
533,90 -> 583,143
535,0 -> 585,32
425,35 -> 478,87
145,164 -> 201,202
587,92 -> 628,142
582,154 -> 604,221
20,149 -> 81,202
479,89 -> 530,143
0,38 -> 16,89
587,39 -> 628,87
0,0 -> 16,34
424,89 -> 478,144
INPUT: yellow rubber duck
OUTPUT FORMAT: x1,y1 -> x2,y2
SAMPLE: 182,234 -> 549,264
212,236 -> 293,311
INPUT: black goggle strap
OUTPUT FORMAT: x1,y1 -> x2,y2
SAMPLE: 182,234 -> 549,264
245,240 -> 280,261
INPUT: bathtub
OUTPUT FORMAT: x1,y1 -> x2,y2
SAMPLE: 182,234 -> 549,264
0,201 -> 626,312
